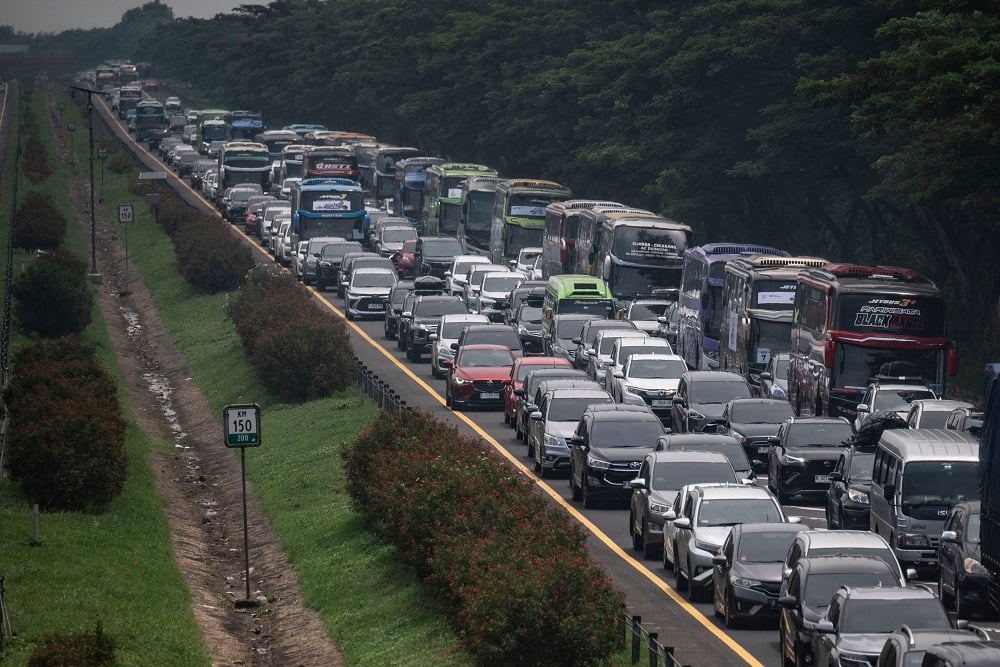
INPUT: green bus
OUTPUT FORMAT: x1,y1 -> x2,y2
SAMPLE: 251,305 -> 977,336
541,274 -> 615,338
422,163 -> 498,236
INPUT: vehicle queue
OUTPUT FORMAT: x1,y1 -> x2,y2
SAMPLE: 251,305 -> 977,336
91,62 -> 999,667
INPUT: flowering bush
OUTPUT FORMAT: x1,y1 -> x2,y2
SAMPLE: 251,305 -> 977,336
344,411 -> 625,665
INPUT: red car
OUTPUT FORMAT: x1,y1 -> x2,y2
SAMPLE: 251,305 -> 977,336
504,356 -> 574,425
445,344 -> 515,411
395,239 -> 417,278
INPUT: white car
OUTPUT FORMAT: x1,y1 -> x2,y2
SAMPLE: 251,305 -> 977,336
344,268 -> 397,321
280,177 -> 301,200
429,313 -> 490,379
854,379 -> 937,431
585,328 -> 648,385
271,219 -> 291,259
292,241 -> 310,280
613,353 -> 688,425
463,264 -> 510,311
627,299 -> 677,335
474,272 -> 524,321
509,246 -> 542,278
604,336 -> 673,394
445,255 -> 492,297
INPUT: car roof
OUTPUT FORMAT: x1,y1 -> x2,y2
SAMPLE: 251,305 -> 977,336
693,484 -> 776,501
797,554 -> 896,574
352,267 -> 394,275
910,399 -> 976,413
783,416 -> 853,426
482,271 -> 519,279
515,356 -> 573,367
582,404 -> 659,419
734,522 -> 807,536
838,585 -> 935,601
727,398 -> 792,407
459,344 -> 513,353
649,450 -> 731,464
658,433 -> 741,449
627,353 -> 683,363
796,530 -> 890,550
439,314 -> 490,323
682,371 -> 748,382
544,388 -> 612,400
463,324 -> 517,332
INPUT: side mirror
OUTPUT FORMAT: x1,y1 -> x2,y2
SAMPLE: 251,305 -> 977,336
786,516 -> 802,524
628,478 -> 647,490
428,333 -> 438,341
672,396 -> 685,405
664,509 -> 677,520
444,271 -> 452,278
513,388 -> 525,397
940,530 -> 959,544
712,553 -> 728,567
856,403 -> 870,414
341,281 -> 349,287
905,567 -> 918,582
450,343 -> 459,351
816,620 -> 835,634
760,371 -> 772,381
828,471 -> 843,482
613,370 -> 624,379
884,483 -> 895,501
702,423 -> 719,434
767,435 -> 781,445
570,435 -> 584,446
401,311 -> 412,318
526,403 -> 537,412
586,348 -> 596,357
778,595 -> 799,610
572,337 -> 582,345
672,517 -> 691,530
508,259 -> 517,268
529,411 -> 542,421
657,316 -> 667,324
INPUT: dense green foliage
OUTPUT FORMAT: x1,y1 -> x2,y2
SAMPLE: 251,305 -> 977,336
13,249 -> 94,336
19,0 -> 1000,341
345,410 -> 625,666
13,191 -> 68,250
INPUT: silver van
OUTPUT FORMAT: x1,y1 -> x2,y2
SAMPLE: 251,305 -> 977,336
869,429 -> 979,568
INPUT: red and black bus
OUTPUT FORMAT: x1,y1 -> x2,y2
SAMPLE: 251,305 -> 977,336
789,263 -> 958,420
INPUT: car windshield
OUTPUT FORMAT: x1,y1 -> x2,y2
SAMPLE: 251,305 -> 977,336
391,288 -> 412,305
696,499 -> 782,527
772,356 -> 790,379
321,243 -> 361,258
671,443 -> 751,474
730,402 -> 795,424
690,380 -> 751,404
873,388 -> 937,412
599,334 -> 643,355
968,513 -> 981,543
516,363 -> 567,383
652,462 -> 737,490
421,239 -> 463,256
459,349 -> 513,367
629,303 -> 671,320
802,572 -> 899,608
737,531 -> 801,563
548,396 -> 612,422
415,301 -> 468,318
617,344 -> 666,365
467,331 -> 521,349
590,420 -> 664,447
629,358 -> 687,380
352,272 -> 395,288
849,452 -> 875,480
840,598 -> 949,634
518,305 -> 544,323
441,321 -> 475,338
383,228 -> 416,243
401,240 -> 417,253
556,318 -> 590,338
916,411 -> 951,428
483,275 -> 523,292
784,422 -> 854,447
901,461 -> 979,506
454,260 -> 487,277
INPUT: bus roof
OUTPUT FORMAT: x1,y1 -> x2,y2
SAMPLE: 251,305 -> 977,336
546,199 -> 624,214
499,179 -> 571,194
462,176 -> 505,193
726,254 -> 828,278
687,243 -> 788,261
296,178 -> 361,190
546,274 -> 613,299
797,263 -> 940,295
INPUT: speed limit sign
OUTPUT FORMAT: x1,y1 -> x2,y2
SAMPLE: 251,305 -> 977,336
117,203 -> 134,223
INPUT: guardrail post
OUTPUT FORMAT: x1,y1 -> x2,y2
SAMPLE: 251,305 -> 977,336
648,632 -> 658,667
664,646 -> 676,667
357,362 -> 364,405
631,615 -> 642,664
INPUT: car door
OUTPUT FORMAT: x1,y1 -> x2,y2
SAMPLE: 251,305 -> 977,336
814,595 -> 842,665
672,378 -> 688,432
828,452 -> 848,526
675,494 -> 696,571
780,569 -> 803,662
713,530 -> 735,609
769,422 -> 788,483
939,507 -> 962,599
571,415 -> 590,489
630,458 -> 652,535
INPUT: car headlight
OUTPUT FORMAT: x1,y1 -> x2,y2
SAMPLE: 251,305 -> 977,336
517,325 -> 528,336
771,385 -> 787,400
623,385 -> 642,395
438,347 -> 454,358
847,488 -> 869,504
730,575 -> 761,588
694,538 -> 721,554
452,376 -> 470,385
587,455 -> 611,470
782,453 -> 805,464
897,532 -> 930,548
544,434 -> 566,449
965,557 -> 989,575
551,345 -> 568,355
649,500 -> 671,515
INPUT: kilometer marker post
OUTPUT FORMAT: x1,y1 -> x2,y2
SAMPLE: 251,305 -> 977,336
223,403 -> 262,608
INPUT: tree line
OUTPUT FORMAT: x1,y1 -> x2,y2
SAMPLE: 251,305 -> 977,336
13,0 -> 1000,345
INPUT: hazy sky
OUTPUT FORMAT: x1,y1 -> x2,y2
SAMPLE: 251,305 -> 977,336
1,1 -> 242,35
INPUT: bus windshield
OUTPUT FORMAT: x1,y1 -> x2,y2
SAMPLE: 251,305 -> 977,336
202,125 -> 228,142
610,265 -> 682,298
505,225 -> 544,258
832,343 -> 944,390
750,319 -> 792,361
440,203 -> 461,233
465,192 -> 495,231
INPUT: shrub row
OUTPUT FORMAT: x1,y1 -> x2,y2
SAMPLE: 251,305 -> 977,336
13,248 -> 94,337
227,265 -> 355,402
22,134 -> 53,183
13,190 -> 69,251
4,338 -> 128,511
344,411 -> 625,667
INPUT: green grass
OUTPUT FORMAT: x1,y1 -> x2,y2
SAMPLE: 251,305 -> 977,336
0,83 -> 212,666
52,85 -> 475,666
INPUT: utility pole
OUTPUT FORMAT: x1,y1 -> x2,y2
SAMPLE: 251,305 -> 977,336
69,85 -> 101,281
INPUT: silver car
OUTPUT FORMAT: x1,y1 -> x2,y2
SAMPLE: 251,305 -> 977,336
429,314 -> 490,379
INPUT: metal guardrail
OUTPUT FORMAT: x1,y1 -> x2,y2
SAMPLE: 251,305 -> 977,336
356,360 -> 409,415
623,613 -> 689,667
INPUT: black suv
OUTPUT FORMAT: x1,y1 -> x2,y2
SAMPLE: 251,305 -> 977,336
315,241 -> 363,291
670,371 -> 752,433
716,398 -> 794,473
402,295 -> 468,362
767,416 -> 854,504
453,324 -> 524,359
504,283 -> 546,326
569,404 -> 665,508
572,319 -> 636,370
511,300 -> 546,355
383,280 -> 414,340
544,313 -> 594,364
939,500 -> 989,619
414,236 -> 464,278
825,446 -> 875,530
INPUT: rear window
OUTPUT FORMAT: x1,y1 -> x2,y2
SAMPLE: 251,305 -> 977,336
652,461 -> 736,490
415,300 -> 468,318
590,419 -> 664,447
784,422 -> 854,447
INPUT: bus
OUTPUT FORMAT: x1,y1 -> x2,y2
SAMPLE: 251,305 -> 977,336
676,243 -> 787,371
215,141 -> 272,203
789,263 -> 958,420
117,85 -> 144,119
583,210 -> 693,306
541,274 -> 616,338
255,129 -> 300,161
372,146 -> 421,200
719,255 -> 828,391
423,163 -> 499,236
197,108 -> 231,155
134,99 -> 167,148
290,177 -> 369,244
489,179 -> 572,265
542,200 -> 623,279
230,110 -> 265,140
458,176 -> 505,255
301,146 -> 360,182
392,156 -> 444,231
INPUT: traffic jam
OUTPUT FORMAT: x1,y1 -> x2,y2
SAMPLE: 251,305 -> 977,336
90,61 -> 1000,667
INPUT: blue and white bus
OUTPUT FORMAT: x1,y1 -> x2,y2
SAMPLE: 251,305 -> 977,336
676,243 -> 787,370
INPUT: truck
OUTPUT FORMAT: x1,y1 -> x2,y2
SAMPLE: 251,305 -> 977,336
980,364 -> 1000,615
290,177 -> 370,245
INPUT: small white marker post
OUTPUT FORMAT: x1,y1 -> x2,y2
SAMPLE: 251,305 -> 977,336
223,403 -> 261,607
117,203 -> 134,296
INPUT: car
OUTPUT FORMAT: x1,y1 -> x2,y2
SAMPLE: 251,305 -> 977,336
375,224 -> 418,259
655,301 -> 681,345
528,387 -> 613,477
671,484 -> 790,601
945,407 -> 985,440
338,254 -> 395,298
854,377 -> 938,432
603,335 -> 673,394
445,344 -> 515,411
876,625 -> 993,667
716,398 -> 795,473
474,272 -> 524,321
258,201 -> 292,243
291,241 -> 310,280
503,282 -> 547,326
463,265 -> 511,311
445,255 -> 492,297
509,246 -> 542,277
503,356 -> 574,426
825,445 -> 877,530
452,324 -> 524,360
711,522 -> 808,628
611,353 -> 687,425
670,371 -> 753,434
767,416 -> 855,503
779,555 -> 902,667
429,314 -> 491,379
279,177 -> 301,199
568,404 -> 665,508
782,530 -> 911,587
414,236 -> 465,278
544,313 -> 596,364
939,501 -> 990,619
584,328 -> 648,385
513,367 -> 590,441
223,184 -> 263,223
812,585 -> 952,667
343,268 -> 396,320
524,378 -> 605,454
759,352 -> 791,401
300,236 -> 344,285
911,640 -> 1000,667
403,295 -> 469,362
315,241 -> 363,290
510,298 -> 547,355
573,319 -> 637,371
394,238 -> 418,278
905,399 -> 976,429
164,95 -> 182,110
625,299 -> 677,335
383,280 -> 414,340
628,454 -> 740,561
657,432 -> 757,483
271,219 -> 292,263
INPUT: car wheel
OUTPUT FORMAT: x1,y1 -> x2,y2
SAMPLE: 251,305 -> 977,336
675,549 -> 688,590
430,363 -> 438,379
642,526 -> 659,561
724,588 -> 739,629
539,462 -> 550,479
533,455 -> 541,474
526,437 -> 534,458
824,504 -> 833,530
503,410 -> 510,425
938,570 -> 953,608
631,514 -> 644,552
685,557 -> 700,601
955,578 -> 969,619
515,418 -> 524,440
779,627 -> 795,667
662,542 -> 673,572
397,333 -> 406,350
346,310 -> 354,321
582,477 -> 595,508
838,507 -> 848,532
794,642 -> 807,667
408,346 -> 420,362
571,473 -> 582,502
445,388 -> 452,408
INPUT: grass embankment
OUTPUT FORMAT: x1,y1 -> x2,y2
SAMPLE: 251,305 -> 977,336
57,87 -> 474,666
0,84 -> 212,664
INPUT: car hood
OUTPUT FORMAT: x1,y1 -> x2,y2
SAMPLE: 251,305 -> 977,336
689,402 -> 727,420
730,561 -> 784,583
784,445 -> 843,460
632,320 -> 659,333
690,526 -> 731,551
834,634 -> 893,656
518,322 -> 543,333
623,377 -> 679,393
381,241 -> 404,251
455,367 -> 512,381
730,422 -> 782,438
546,421 -> 578,439
348,286 -> 391,297
589,444 -> 654,464
651,489 -> 678,508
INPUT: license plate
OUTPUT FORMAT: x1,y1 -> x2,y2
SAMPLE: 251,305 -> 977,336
652,399 -> 670,407
815,475 -> 830,484
758,445 -> 770,454
481,392 -> 500,400
367,303 -> 385,310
